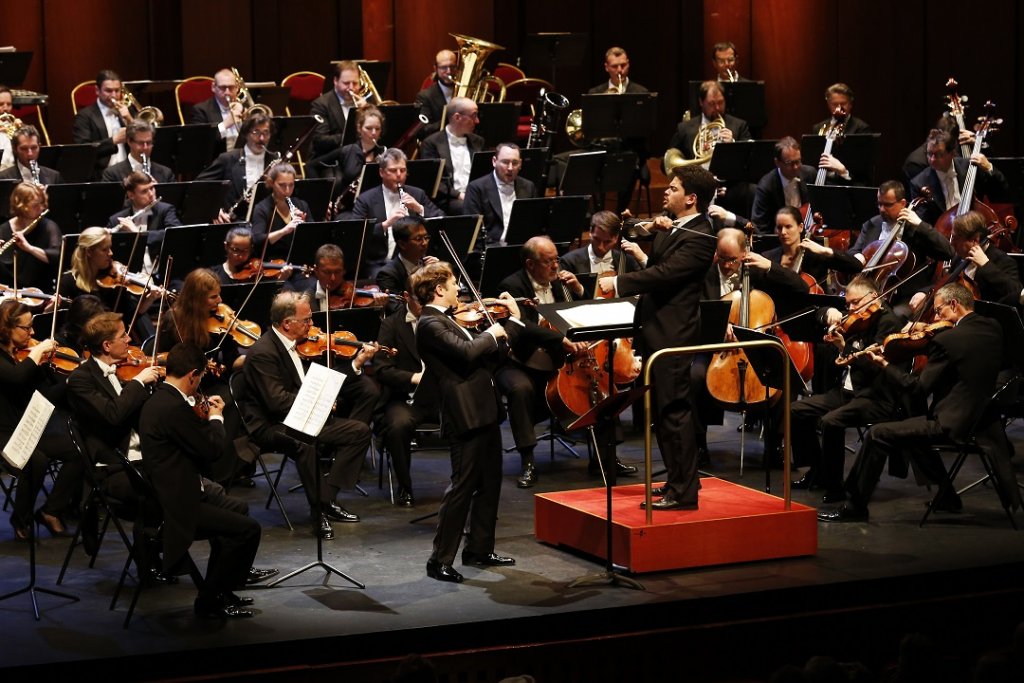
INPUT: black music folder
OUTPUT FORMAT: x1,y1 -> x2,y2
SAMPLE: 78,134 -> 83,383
806,185 -> 878,230
152,124 -> 220,177
580,92 -> 658,141
559,150 -> 604,198
688,80 -> 767,130
424,215 -> 482,261
478,245 -> 523,298
288,219 -> 372,278
504,195 -> 589,246
378,104 -> 422,148
475,102 -> 520,148
46,182 -> 125,233
37,144 -> 98,184
356,158 -> 444,200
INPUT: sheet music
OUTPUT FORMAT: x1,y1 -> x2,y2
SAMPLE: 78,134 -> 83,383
283,363 -> 347,437
559,300 -> 636,329
2,391 -> 54,471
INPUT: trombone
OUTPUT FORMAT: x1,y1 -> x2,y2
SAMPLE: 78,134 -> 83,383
351,64 -> 383,108
231,67 -> 274,120
120,86 -> 164,126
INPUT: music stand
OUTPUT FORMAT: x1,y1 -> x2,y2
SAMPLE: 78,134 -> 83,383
46,183 -> 125,233
37,144 -> 98,183
152,124 -> 220,177
312,307 -> 383,344
289,219 -> 370,277
801,134 -> 881,185
424,215 -> 481,260
171,180 -> 229,225
0,179 -> 18,222
357,159 -> 443,199
689,80 -> 767,131
219,281 -> 284,330
504,195 -> 589,246
0,51 -> 33,87
538,297 -> 646,589
270,116 -> 319,159
522,32 -> 587,87
293,178 -> 335,222
807,185 -> 879,229
475,102 -> 519,148
974,300 -> 1024,371
600,151 -> 638,197
157,224 -> 209,281
559,150 -> 603,197
699,300 -> 733,345
469,148 -> 548,190
479,245 -> 523,297
580,92 -> 658,143
378,104 -> 420,148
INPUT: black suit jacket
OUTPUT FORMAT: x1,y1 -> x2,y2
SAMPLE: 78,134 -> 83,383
414,82 -> 450,138
0,162 -> 65,185
249,195 -> 313,258
375,305 -> 439,412
666,114 -> 752,163
702,259 -> 811,319
101,159 -> 175,184
310,91 -> 350,157
106,201 -> 181,264
587,81 -> 649,95
495,268 -> 571,366
416,306 -> 505,436
750,166 -> 817,233
762,246 -> 862,288
375,255 -> 411,315
351,184 -> 444,275
419,130 -> 486,208
67,357 -> 151,469
560,245 -> 640,278
849,214 -> 955,304
190,97 -> 230,154
909,159 -> 1009,225
809,115 -> 872,136
139,382 -> 228,571
196,148 -> 278,210
71,103 -> 126,177
462,173 -> 538,246
239,330 -> 305,438
956,246 -> 1022,307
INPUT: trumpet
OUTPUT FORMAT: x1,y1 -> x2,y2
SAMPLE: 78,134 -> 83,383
0,112 -> 23,138
231,67 -> 273,120
119,86 -> 164,126
724,68 -> 740,83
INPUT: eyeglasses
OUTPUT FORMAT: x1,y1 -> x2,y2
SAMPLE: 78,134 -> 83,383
846,295 -> 866,309
933,301 -> 950,314
536,257 -> 560,267
14,324 -> 33,332
288,316 -> 313,325
715,253 -> 739,264
226,246 -> 251,255
408,235 -> 430,243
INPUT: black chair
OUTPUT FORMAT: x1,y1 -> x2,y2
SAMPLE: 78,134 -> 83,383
376,421 -> 443,503
920,376 -> 1023,529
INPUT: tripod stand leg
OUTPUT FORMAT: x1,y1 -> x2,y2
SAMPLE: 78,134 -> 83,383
588,427 -> 606,488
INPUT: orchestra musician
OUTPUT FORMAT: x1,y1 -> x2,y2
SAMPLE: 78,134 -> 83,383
285,243 -> 390,311
819,283 -> 1021,522
217,225 -> 258,284
376,215 -> 438,316
412,262 -> 519,583
910,128 -> 1008,225
196,112 -> 277,223
463,142 -> 540,248
249,162 -> 310,260
414,50 -> 457,139
138,343 -> 263,619
0,182 -> 62,293
597,166 -> 718,510
239,291 -> 374,539
559,210 -> 641,278
0,125 -> 64,185
71,70 -> 129,176
100,120 -> 175,184
106,171 -> 182,276
373,290 -> 439,507
787,276 -> 906,503
350,148 -> 444,278
0,299 -> 82,541
902,116 -> 973,188
191,68 -> 244,152
0,85 -> 13,171
712,41 -> 744,81
308,105 -> 385,186
764,206 -> 862,289
750,137 -> 817,233
310,60 -> 364,158
809,83 -> 872,136
419,96 -> 484,214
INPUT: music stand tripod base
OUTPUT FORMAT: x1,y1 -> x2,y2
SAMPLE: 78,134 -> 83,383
0,525 -> 80,620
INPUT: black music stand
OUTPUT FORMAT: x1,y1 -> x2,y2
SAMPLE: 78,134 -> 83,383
975,300 -> 1024,371
469,148 -> 548,190
522,32 -> 587,88
219,281 -> 284,330
288,219 -> 373,279
45,183 -> 125,233
505,195 -> 589,246
357,159 -> 444,199
580,92 -> 658,143
478,245 -> 523,297
475,102 -> 519,148
732,325 -> 810,491
292,178 -> 336,222
539,298 -> 646,589
424,215 -> 482,259
807,185 -> 879,229
312,307 -> 383,344
37,144 -> 98,183
688,80 -> 767,131
600,151 -> 638,197
801,134 -> 881,185
164,180 -> 229,225
152,124 -> 220,177
157,224 -> 206,283
559,150 -> 603,197
699,300 -> 734,345
0,179 -> 18,221
0,51 -> 33,87
270,116 -> 319,159
377,104 -> 420,147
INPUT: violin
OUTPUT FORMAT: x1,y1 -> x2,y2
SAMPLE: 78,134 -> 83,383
327,282 -> 402,309
207,302 -> 262,347
879,321 -> 954,364
295,326 -> 397,359
96,261 -> 167,298
15,338 -> 83,375
193,391 -> 211,420
115,348 -> 223,383
229,259 -> 310,282
0,284 -> 71,311
450,297 -> 534,330
829,295 -> 882,338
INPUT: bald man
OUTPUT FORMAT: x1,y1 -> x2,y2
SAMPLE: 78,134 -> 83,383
415,49 -> 458,139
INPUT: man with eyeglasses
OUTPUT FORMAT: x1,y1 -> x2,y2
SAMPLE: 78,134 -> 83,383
376,215 -> 439,316
847,179 -> 953,309
196,112 -> 278,223
463,142 -> 539,247
415,50 -> 458,139
712,41 -> 744,82
750,136 -> 819,233
420,97 -> 485,214
192,68 -> 245,152
101,120 -> 175,184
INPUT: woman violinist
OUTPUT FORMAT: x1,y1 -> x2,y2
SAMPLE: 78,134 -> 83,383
249,162 -> 311,261
0,299 -> 83,540
0,182 -> 62,293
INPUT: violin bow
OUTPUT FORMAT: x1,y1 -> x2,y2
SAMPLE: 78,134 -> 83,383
149,256 -> 173,366
124,262 -> 159,340
346,218 -> 370,310
49,238 -> 68,342
438,229 -> 499,329
112,209 -> 149,312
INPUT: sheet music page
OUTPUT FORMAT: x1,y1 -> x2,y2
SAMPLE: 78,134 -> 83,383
283,363 -> 346,437
559,300 -> 636,329
2,391 -> 54,470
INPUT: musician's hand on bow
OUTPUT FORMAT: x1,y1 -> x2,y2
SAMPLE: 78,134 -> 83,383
485,322 -> 507,342
724,323 -> 736,343
898,207 -> 922,226
136,365 -> 163,385
496,291 -> 520,319
557,270 -> 584,297
824,307 -> 843,327
597,276 -> 616,295
743,251 -> 772,272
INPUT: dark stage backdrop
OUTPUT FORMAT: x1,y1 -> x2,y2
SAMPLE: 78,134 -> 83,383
1,0 -> 1021,185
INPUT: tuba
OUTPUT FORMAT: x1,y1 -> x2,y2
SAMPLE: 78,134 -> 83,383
450,33 -> 506,102
232,67 -> 273,120
527,89 -> 570,149
121,86 -> 164,126
0,112 -> 23,138
664,114 -> 725,171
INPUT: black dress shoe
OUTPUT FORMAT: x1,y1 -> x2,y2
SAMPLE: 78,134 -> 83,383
516,464 -> 537,489
651,485 -> 667,496
817,504 -> 868,523
323,502 -> 360,523
792,472 -> 816,490
313,514 -> 335,540
395,488 -> 415,507
641,495 -> 698,511
146,567 -> 180,586
194,600 -> 254,619
245,567 -> 279,585
225,592 -> 255,607
462,551 -> 516,566
426,559 -> 464,583
821,489 -> 846,504
615,460 -> 639,477
34,509 -> 67,536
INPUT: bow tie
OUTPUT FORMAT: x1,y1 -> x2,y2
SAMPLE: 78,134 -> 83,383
449,136 -> 467,147
724,273 -> 740,288
102,366 -> 118,377
184,395 -> 196,407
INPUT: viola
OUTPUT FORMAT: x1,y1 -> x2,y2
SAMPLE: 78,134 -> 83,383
880,321 -> 954,364
830,296 -> 882,338
207,302 -> 262,347
229,259 -> 310,282
295,325 -> 397,359
15,338 -> 83,375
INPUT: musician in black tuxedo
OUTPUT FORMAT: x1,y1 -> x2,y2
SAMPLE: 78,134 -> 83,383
190,68 -> 245,153
239,291 -> 374,539
560,210 -> 641,281
414,50 -> 457,139
847,180 -> 954,308
310,60 -> 362,158
350,148 -> 444,278
307,106 -> 385,186
71,70 -> 129,177
284,243 -> 390,311
100,121 -> 175,184
750,137 -> 816,233
373,295 -> 439,507
0,126 -> 64,185
376,215 -> 438,316
597,167 -> 718,509
712,41 -> 744,82
462,142 -> 539,247
820,283 -> 1021,521
419,97 -> 485,214
139,344 -> 262,619
909,128 -> 1008,226
196,112 -> 278,222
106,171 -> 181,275
666,81 -> 752,164
809,83 -> 872,136
412,262 -> 519,583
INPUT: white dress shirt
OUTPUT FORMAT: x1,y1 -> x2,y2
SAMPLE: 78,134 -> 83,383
98,100 -> 127,166
445,126 -> 472,195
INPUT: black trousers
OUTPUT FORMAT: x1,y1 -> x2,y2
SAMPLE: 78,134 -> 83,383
379,400 -> 438,492
9,428 -> 82,528
652,353 -> 700,504
845,416 -> 950,507
431,423 -> 503,565
494,364 -> 548,453
193,501 -> 261,602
